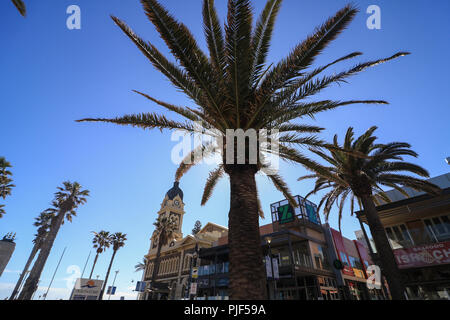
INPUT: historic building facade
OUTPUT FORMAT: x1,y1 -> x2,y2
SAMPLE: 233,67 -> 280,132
357,173 -> 450,300
142,182 -> 228,300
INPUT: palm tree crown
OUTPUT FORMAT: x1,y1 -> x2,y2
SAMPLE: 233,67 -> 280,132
110,232 -> 127,251
0,157 -> 15,200
92,231 -> 112,254
299,126 -> 441,230
77,0 -> 409,207
135,258 -> 147,273
153,215 -> 178,247
54,181 -> 89,217
11,0 -> 26,17
33,210 -> 55,244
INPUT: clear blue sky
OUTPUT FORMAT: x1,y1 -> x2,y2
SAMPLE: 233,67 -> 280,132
1,0 -> 449,299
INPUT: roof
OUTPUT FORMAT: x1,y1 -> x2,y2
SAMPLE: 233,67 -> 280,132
166,181 -> 183,200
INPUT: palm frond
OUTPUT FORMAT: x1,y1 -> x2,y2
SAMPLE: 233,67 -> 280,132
201,165 -> 225,205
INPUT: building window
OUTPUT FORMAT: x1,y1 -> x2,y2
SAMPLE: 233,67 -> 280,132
339,252 -> 349,266
424,215 -> 450,242
385,224 -> 414,249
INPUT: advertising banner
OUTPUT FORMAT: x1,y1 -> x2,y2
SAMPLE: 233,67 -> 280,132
70,278 -> 104,300
394,241 -> 450,269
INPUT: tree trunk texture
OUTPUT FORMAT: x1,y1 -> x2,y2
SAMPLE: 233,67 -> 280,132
99,250 -> 117,300
227,165 -> 267,300
360,195 -> 406,300
89,253 -> 100,280
9,242 -> 39,300
18,211 -> 66,300
149,236 -> 164,300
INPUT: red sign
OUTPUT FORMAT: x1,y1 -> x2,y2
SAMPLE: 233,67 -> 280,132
394,241 -> 450,269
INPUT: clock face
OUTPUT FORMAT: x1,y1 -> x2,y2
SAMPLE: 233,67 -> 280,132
174,200 -> 180,207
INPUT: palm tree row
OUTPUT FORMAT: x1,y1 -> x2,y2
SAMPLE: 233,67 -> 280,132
86,230 -> 128,300
18,181 -> 89,300
9,209 -> 55,300
78,0 -> 412,299
0,157 -> 15,219
298,127 -> 440,300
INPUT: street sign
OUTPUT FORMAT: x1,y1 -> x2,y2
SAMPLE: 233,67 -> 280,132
107,286 -> 117,295
192,267 -> 198,279
278,204 -> 295,224
190,282 -> 197,295
135,281 -> 146,293
272,258 -> 279,280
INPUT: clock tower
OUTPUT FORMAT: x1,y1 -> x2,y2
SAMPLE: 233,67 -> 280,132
154,181 -> 185,242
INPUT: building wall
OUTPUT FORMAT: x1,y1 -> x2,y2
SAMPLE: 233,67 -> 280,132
0,240 -> 15,277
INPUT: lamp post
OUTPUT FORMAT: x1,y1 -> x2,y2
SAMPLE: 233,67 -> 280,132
186,244 -> 199,300
265,237 -> 277,300
108,270 -> 119,300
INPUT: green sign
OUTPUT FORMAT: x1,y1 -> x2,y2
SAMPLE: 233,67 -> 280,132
278,205 -> 295,224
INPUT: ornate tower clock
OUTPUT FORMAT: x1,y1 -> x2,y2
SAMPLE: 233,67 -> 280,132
150,182 -> 185,250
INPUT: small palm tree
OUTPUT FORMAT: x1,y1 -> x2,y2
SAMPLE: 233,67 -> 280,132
78,0 -> 409,299
18,182 -> 89,300
0,205 -> 5,219
89,231 -> 112,280
0,157 -> 15,200
9,210 -> 55,300
135,258 -> 147,273
11,0 -> 26,17
298,127 -> 441,300
99,232 -> 127,300
149,215 -> 177,299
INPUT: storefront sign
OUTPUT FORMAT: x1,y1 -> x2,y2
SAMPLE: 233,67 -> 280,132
190,283 -> 198,295
278,204 -> 295,224
394,241 -> 450,269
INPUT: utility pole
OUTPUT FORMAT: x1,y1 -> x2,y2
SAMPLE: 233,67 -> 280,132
108,270 -> 119,300
43,247 -> 67,300
80,251 -> 91,279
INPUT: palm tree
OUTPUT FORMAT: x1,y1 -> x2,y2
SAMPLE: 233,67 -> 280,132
135,258 -> 147,273
298,127 -> 441,300
9,209 -> 55,300
78,0 -> 409,299
11,0 -> 26,17
99,232 -> 127,300
149,214 -> 177,300
18,182 -> 89,300
89,231 -> 112,280
0,205 -> 5,219
0,157 -> 15,200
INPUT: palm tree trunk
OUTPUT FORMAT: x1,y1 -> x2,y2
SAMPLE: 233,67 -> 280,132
227,165 -> 267,300
99,250 -> 117,300
18,211 -> 66,300
9,241 -> 40,300
149,237 -> 164,300
360,195 -> 406,300
89,253 -> 100,280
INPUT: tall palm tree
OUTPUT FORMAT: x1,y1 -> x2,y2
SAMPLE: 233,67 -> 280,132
0,157 -> 15,200
149,214 -> 177,300
9,209 -> 55,300
99,232 -> 127,300
11,0 -> 26,17
0,205 -> 5,219
18,182 -> 89,300
78,0 -> 409,299
89,231 -> 112,280
298,127 -> 441,300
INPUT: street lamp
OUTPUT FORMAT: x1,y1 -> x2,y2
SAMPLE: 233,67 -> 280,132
186,244 -> 199,300
265,237 -> 277,300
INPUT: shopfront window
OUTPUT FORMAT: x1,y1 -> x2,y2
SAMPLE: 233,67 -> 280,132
424,214 -> 450,242
293,242 -> 313,269
385,224 -> 414,249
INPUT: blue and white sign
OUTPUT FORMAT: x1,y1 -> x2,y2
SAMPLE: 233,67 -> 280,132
107,286 -> 117,295
135,281 -> 147,293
